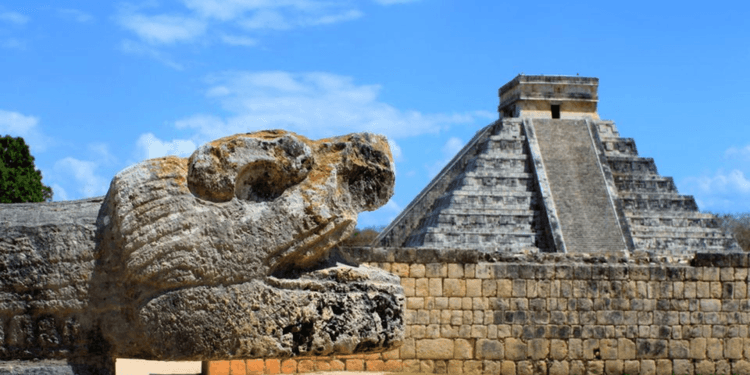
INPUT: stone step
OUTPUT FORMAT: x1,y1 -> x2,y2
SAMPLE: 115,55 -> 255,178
607,156 -> 658,175
446,173 -> 535,192
627,215 -> 722,229
432,193 -> 538,211
600,137 -> 638,156
465,154 -> 530,173
620,195 -> 698,212
424,220 -> 535,233
403,230 -> 538,248
613,175 -> 677,194
419,209 -> 537,227
631,236 -> 738,251
421,230 -> 538,244
629,227 -> 734,238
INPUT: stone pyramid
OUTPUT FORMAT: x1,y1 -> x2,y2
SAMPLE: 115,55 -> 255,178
375,75 -> 739,257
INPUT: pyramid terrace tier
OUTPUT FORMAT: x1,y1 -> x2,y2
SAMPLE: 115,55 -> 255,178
631,235 -> 738,253
607,156 -> 659,175
416,208 -> 540,230
445,171 -> 536,192
600,137 -> 638,156
478,136 -> 527,155
612,175 -> 678,194
431,190 -> 540,212
463,154 -> 531,173
413,228 -> 542,252
625,212 -> 726,230
619,194 -> 699,211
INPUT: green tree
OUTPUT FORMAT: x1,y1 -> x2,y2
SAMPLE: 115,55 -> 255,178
0,135 -> 53,203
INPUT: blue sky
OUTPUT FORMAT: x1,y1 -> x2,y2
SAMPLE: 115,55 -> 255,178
1,0 -> 749,228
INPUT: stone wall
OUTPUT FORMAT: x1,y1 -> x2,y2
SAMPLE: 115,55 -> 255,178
208,248 -> 750,375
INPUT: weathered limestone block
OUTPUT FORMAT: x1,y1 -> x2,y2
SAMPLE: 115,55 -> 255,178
0,130 -> 403,374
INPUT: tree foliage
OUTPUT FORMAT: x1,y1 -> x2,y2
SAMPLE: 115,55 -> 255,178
340,226 -> 383,247
0,135 -> 53,203
714,212 -> 750,251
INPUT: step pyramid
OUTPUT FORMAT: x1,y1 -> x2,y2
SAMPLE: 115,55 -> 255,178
375,75 -> 739,256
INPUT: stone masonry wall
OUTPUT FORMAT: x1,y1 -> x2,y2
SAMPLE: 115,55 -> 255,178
206,248 -> 750,375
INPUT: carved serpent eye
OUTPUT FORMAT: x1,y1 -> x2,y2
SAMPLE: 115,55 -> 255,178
235,159 -> 309,202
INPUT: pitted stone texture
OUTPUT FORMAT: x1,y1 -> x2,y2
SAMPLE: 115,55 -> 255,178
0,130 -> 402,374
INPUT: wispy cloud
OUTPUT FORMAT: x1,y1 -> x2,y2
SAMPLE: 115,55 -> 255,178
117,11 -> 207,45
681,143 -> 750,213
116,0 -> 403,52
427,136 -> 465,177
683,169 -> 750,212
120,39 -> 184,70
0,109 -> 50,152
725,145 -> 750,160
58,8 -> 94,23
135,132 -> 196,160
53,157 -> 109,198
0,38 -> 25,49
0,11 -> 29,25
220,34 -> 258,46
173,71 -> 492,143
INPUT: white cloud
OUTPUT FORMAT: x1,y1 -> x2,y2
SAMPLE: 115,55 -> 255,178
442,136 -> 465,156
427,137 -> 465,177
89,143 -> 117,165
136,132 -> 197,160
0,109 -> 50,152
302,9 -> 362,26
0,38 -> 25,49
117,12 -> 207,45
682,169 -> 750,212
174,71 -> 488,142
120,39 -> 184,70
238,9 -> 291,30
220,34 -> 258,46
725,145 -> 750,160
58,8 -> 94,23
388,139 -> 402,161
0,11 -> 29,25
53,157 -> 109,198
384,198 -> 402,213
118,0 -> 367,49
51,184 -> 69,201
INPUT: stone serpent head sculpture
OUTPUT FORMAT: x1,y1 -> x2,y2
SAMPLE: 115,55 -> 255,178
0,130 -> 403,374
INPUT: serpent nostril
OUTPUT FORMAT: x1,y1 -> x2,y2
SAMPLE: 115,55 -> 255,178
235,160 -> 307,202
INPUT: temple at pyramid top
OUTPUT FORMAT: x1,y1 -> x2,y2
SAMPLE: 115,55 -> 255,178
375,74 -> 739,258
498,75 -> 599,119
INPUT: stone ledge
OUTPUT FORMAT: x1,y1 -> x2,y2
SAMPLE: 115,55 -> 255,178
335,247 -> 748,267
